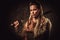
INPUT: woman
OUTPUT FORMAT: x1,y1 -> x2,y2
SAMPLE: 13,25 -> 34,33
11,1 -> 52,40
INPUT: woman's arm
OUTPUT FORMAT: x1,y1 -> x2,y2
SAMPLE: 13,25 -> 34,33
47,18 -> 52,40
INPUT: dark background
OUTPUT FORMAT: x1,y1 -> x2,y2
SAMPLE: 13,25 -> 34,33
0,0 -> 60,40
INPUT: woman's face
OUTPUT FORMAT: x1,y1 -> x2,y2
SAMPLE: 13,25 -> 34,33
30,5 -> 40,18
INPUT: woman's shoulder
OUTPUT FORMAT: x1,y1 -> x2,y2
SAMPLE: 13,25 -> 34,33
42,16 -> 52,28
43,16 -> 51,22
42,16 -> 51,25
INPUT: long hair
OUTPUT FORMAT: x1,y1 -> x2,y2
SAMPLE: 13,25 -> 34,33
29,1 -> 45,38
21,1 -> 44,38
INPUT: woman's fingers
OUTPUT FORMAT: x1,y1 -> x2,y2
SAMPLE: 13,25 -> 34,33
11,20 -> 19,28
13,20 -> 19,28
14,21 -> 19,28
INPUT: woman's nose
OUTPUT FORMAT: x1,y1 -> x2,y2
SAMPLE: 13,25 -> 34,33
32,11 -> 34,14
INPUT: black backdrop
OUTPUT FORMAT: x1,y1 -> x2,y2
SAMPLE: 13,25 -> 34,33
0,0 -> 60,40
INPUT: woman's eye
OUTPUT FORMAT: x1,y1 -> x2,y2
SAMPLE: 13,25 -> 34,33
34,9 -> 37,10
30,10 -> 32,11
